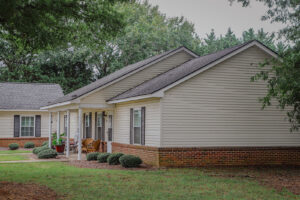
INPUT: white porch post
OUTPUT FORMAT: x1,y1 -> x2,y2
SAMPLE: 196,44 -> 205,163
66,110 -> 70,157
48,112 -> 52,148
77,108 -> 82,160
57,111 -> 60,142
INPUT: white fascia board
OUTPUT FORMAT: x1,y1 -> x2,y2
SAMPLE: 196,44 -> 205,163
74,47 -> 198,102
0,109 -> 49,112
79,104 -> 114,109
40,101 -> 72,110
107,92 -> 163,104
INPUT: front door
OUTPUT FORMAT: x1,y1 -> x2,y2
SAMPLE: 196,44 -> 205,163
107,115 -> 113,153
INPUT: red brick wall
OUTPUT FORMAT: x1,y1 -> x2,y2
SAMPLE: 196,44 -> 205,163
112,142 -> 159,166
112,142 -> 300,167
0,137 -> 48,147
158,147 -> 300,167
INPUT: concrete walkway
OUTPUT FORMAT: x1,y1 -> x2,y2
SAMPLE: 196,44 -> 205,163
0,152 -> 86,164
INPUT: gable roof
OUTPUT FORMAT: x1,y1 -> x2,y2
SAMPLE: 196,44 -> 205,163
0,82 -> 63,110
108,40 -> 278,103
47,46 -> 198,106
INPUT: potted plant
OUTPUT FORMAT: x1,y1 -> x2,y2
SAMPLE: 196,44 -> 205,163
52,133 -> 65,153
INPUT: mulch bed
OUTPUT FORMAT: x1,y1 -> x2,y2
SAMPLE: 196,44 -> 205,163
0,182 -> 59,200
68,160 -> 156,171
202,166 -> 300,195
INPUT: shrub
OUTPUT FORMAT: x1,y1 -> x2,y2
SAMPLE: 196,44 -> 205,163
97,153 -> 111,163
24,142 -> 35,149
119,155 -> 142,168
107,153 -> 124,165
8,143 -> 19,150
37,149 -> 58,159
86,152 -> 100,161
42,141 -> 49,147
33,145 -> 49,154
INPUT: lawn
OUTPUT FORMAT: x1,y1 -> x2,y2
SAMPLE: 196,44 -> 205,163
0,150 -> 32,154
0,154 -> 29,161
0,162 -> 298,200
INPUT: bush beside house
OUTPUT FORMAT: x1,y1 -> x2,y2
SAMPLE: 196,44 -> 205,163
24,142 -> 35,148
119,155 -> 142,168
97,153 -> 111,163
107,153 -> 124,165
38,149 -> 58,159
8,143 -> 19,150
86,152 -> 100,161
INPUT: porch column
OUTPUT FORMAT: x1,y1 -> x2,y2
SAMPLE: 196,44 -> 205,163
78,108 -> 82,160
66,110 -> 70,157
57,111 -> 60,142
48,112 -> 52,148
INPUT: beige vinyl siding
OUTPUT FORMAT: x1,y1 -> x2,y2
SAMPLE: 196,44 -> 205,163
114,98 -> 161,146
81,51 -> 194,104
0,111 -> 51,138
161,46 -> 300,147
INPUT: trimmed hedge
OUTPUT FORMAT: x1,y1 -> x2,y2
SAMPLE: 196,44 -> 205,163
24,142 -> 35,149
8,143 -> 19,150
97,153 -> 111,163
33,145 -> 50,154
107,153 -> 124,165
86,152 -> 100,161
42,141 -> 49,147
119,155 -> 142,168
38,149 -> 58,159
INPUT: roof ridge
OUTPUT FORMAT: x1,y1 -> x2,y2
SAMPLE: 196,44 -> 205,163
0,82 -> 60,85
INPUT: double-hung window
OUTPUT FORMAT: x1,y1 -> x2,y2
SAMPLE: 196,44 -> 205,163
85,114 -> 90,128
64,115 -> 67,134
97,113 -> 102,128
133,109 -> 142,144
20,116 -> 35,137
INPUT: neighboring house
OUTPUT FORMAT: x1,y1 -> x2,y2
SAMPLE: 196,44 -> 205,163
32,40 -> 300,166
0,82 -> 63,147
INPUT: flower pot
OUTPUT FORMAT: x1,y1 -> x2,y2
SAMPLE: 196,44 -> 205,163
55,145 -> 65,153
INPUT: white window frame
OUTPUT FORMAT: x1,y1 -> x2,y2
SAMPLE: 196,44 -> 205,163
20,115 -> 35,137
64,115 -> 67,132
85,114 -> 90,128
133,108 -> 142,145
97,112 -> 102,128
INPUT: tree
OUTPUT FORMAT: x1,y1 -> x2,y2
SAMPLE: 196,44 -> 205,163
0,0 -> 128,52
231,0 -> 300,131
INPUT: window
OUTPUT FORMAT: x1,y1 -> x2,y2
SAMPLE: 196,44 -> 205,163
20,116 -> 35,137
85,114 -> 90,127
97,113 -> 102,127
133,109 -> 141,144
64,115 -> 67,133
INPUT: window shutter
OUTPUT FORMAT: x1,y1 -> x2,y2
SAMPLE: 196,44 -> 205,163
83,113 -> 86,138
141,107 -> 145,145
89,112 -> 92,138
102,113 -> 105,141
95,112 -> 98,140
35,115 -> 41,137
14,115 -> 20,137
130,108 -> 133,144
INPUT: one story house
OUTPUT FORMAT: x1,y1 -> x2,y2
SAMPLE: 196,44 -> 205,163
0,82 -> 63,147
41,40 -> 300,167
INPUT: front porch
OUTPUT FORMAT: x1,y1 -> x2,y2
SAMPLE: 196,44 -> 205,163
44,104 -> 114,160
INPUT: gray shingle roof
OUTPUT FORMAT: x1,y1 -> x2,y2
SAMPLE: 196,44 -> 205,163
48,46 -> 197,106
108,40 -> 270,101
0,82 -> 64,110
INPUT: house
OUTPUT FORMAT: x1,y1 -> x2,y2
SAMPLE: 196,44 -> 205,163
0,82 -> 63,147
41,40 -> 300,167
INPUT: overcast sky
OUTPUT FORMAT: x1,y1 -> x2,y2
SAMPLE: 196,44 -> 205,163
147,0 -> 284,38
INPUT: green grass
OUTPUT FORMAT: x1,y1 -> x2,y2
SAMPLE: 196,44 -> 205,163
0,150 -> 31,154
0,162 -> 298,200
0,154 -> 29,161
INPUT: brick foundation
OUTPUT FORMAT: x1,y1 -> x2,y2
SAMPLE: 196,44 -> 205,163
112,142 -> 300,167
0,137 -> 48,148
112,142 -> 159,166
